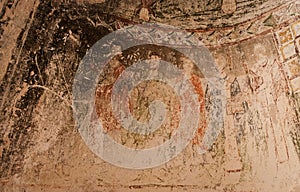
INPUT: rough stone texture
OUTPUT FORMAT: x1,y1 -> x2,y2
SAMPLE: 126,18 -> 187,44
0,0 -> 300,191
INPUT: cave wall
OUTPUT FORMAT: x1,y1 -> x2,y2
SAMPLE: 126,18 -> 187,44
0,0 -> 300,191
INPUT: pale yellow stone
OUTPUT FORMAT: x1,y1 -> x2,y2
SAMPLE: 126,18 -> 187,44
281,42 -> 297,60
139,8 -> 150,22
221,0 -> 237,14
292,20 -> 300,37
291,76 -> 300,93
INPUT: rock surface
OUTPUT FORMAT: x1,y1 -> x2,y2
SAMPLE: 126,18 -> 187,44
0,0 -> 300,191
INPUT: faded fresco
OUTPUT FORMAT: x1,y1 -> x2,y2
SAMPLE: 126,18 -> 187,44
0,0 -> 300,191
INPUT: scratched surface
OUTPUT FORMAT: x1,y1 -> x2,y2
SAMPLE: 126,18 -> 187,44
0,0 -> 300,192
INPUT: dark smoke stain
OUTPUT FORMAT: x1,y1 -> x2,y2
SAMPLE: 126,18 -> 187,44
0,0 -> 113,177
